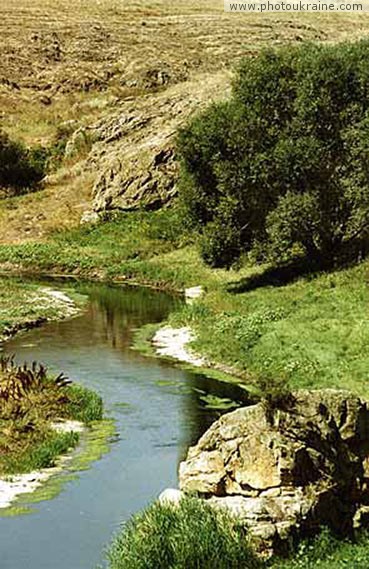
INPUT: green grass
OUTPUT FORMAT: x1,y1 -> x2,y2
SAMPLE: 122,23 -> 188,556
1,430 -> 79,474
2,209 -> 369,398
274,528 -> 369,569
170,260 -> 369,398
105,501 -> 369,569
106,497 -> 262,569
0,210 -> 218,289
0,360 -> 104,475
0,278 -> 86,337
64,384 -> 104,424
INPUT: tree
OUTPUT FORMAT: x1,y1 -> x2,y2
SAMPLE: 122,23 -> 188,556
177,40 -> 369,267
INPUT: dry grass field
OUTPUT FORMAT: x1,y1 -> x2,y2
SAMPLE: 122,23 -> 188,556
1,0 -> 369,241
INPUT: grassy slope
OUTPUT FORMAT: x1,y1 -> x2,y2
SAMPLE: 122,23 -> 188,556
1,210 -> 369,399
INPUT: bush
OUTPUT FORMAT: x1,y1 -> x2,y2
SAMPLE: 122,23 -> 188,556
0,131 -> 47,194
201,213 -> 241,268
177,40 -> 369,267
106,497 -> 262,569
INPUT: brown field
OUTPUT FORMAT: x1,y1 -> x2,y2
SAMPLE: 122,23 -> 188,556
1,0 -> 369,241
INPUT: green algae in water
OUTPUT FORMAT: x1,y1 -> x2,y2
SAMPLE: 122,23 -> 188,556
199,394 -> 241,411
0,419 -> 116,517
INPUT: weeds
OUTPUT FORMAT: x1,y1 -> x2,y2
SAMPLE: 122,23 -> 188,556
0,356 -> 103,474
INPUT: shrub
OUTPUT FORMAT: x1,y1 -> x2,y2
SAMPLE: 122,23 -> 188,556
0,131 -> 47,194
201,213 -> 241,268
177,40 -> 369,267
106,497 -> 262,569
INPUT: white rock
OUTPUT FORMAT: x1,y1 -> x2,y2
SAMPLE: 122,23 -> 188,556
52,420 -> 84,434
80,210 -> 100,225
185,286 -> 204,304
158,488 -> 183,507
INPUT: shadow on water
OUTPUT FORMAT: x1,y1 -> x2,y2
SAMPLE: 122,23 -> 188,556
0,278 -> 250,569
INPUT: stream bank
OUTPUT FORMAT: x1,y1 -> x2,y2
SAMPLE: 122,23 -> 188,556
0,278 -> 247,569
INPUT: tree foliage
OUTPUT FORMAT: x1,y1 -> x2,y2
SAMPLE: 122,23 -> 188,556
178,41 -> 369,267
0,131 -> 46,195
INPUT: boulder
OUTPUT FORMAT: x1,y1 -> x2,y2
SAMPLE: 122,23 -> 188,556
179,389 -> 369,556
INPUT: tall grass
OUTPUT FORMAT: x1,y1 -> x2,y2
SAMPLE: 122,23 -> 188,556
105,497 -> 369,569
106,497 -> 262,569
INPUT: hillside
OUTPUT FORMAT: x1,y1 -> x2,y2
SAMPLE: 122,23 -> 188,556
2,1 -> 369,241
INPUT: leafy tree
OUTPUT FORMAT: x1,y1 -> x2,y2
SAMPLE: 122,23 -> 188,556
177,40 -> 369,267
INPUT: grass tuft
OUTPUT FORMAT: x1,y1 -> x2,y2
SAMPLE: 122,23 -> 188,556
106,497 -> 262,569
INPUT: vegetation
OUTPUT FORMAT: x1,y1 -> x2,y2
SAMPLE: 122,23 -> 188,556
106,497 -> 262,569
2,210 -> 369,398
0,131 -> 47,196
0,278 -> 85,338
105,497 -> 369,569
0,210 -> 196,288
0,355 -> 103,474
4,3 -> 369,565
169,258 -> 369,398
178,40 -> 369,268
274,528 -> 369,569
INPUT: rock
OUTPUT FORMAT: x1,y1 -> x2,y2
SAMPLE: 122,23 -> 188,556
158,488 -> 183,507
121,62 -> 188,92
179,389 -> 369,556
80,210 -> 100,225
180,450 -> 227,494
152,326 -> 206,367
40,94 -> 52,105
92,143 -> 177,212
185,286 -> 204,304
84,73 -> 230,213
65,128 -> 91,159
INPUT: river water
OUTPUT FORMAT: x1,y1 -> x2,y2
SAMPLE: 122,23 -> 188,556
0,281 -> 245,569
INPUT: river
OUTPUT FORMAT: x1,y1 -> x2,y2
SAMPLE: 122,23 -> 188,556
0,280 -> 246,569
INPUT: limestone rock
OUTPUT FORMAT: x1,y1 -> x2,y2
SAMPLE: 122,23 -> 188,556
64,128 -> 91,159
158,488 -> 183,507
80,210 -> 100,225
179,389 -> 369,555
83,73 -> 230,213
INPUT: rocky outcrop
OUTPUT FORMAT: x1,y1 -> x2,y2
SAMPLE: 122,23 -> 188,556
83,72 -> 230,214
178,390 -> 369,556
